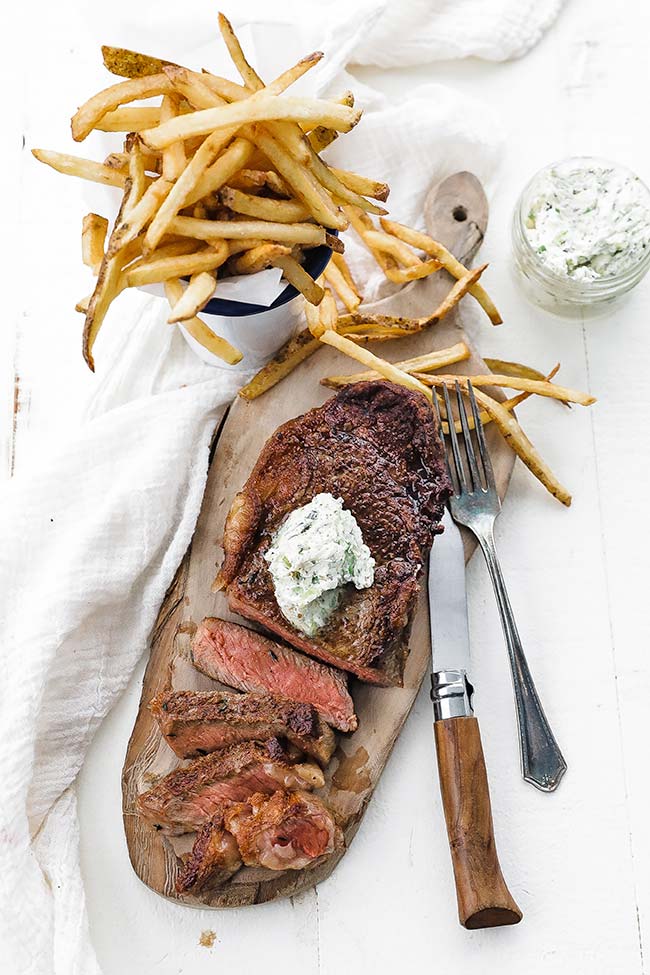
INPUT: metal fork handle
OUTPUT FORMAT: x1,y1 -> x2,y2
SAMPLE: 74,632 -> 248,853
476,526 -> 567,792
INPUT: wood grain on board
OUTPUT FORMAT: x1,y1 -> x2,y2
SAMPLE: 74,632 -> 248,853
122,172 -> 516,908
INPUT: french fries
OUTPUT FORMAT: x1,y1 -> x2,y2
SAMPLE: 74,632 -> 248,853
321,342 -> 471,388
230,243 -> 291,274
415,372 -> 596,407
32,149 -> 128,188
239,329 -> 321,400
164,279 -> 242,364
166,272 -> 216,323
273,255 -> 325,305
323,261 -> 361,311
125,243 -> 229,287
81,214 -> 109,274
96,106 -> 162,132
221,187 -> 310,224
72,74 -> 175,141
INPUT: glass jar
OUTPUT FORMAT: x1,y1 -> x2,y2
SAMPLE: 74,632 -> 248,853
511,156 -> 650,319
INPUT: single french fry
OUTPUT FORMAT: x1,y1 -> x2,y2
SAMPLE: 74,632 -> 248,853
229,243 -> 291,274
308,126 -> 338,153
383,259 -> 442,284
96,106 -> 162,132
125,243 -> 229,287
323,261 -> 360,311
439,365 -> 562,434
140,95 -> 361,151
160,96 -> 186,180
239,329 -> 321,399
330,252 -> 359,294
164,279 -> 242,364
221,186 -> 311,223
71,73 -> 174,141
330,167 -> 389,202
342,204 -> 398,276
321,342 -> 471,388
426,377 -> 571,505
363,229 -> 422,267
32,148 -> 128,188
273,255 -> 324,305
308,146 -> 388,216
168,215 -> 329,246
81,213 -> 109,274
166,271 -> 216,322
380,218 -> 503,324
427,264 -> 487,319
415,371 -> 595,406
125,140 -> 147,215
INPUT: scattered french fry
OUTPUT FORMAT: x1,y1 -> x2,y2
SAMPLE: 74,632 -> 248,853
323,261 -> 361,311
321,342 -> 471,388
71,73 -> 175,141
81,214 -> 109,274
273,255 -> 325,305
164,279 -> 242,364
125,243 -> 229,287
415,371 -> 596,407
239,330 -> 321,399
166,272 -> 217,323
32,149 -> 128,188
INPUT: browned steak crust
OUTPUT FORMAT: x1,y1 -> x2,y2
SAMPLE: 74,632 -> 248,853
175,810 -> 242,895
150,689 -> 336,766
217,381 -> 450,685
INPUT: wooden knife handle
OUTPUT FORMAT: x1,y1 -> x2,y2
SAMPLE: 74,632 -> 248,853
434,716 -> 522,929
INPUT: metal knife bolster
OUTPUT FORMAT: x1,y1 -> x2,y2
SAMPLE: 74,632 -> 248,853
431,670 -> 474,721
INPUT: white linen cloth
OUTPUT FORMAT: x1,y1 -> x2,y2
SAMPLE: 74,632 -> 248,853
1,1 -> 565,972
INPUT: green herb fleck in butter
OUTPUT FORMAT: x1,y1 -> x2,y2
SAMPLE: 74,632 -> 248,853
265,493 -> 375,637
525,164 -> 650,281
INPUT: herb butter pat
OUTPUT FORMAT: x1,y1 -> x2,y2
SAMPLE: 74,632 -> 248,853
525,163 -> 650,282
265,493 -> 375,637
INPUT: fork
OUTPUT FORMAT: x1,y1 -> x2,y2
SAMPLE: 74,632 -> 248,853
434,380 -> 567,793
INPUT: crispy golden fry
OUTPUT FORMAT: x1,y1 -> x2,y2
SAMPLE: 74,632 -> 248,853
273,255 -> 324,304
323,261 -> 360,311
415,371 -> 595,406
221,186 -> 311,223
439,365 -> 562,434
484,357 -> 571,408
125,139 -> 147,215
380,218 -> 503,324
330,168 -> 389,202
308,126 -> 338,153
363,229 -> 421,267
318,330 -> 433,400
342,204 -> 398,276
331,252 -> 361,296
239,329 -> 320,399
230,243 -> 291,274
428,264 -> 487,318
186,137 -> 256,208
140,95 -> 361,151
96,106 -> 162,132
164,279 -> 242,364
168,215 -> 330,246
124,239 -> 199,273
227,169 -> 267,190
163,65 -> 226,110
81,213 -> 109,274
125,243 -> 229,287
252,125 -> 347,230
384,259 -> 443,284
71,73 -> 174,141
108,177 -> 173,256
427,377 -> 571,505
166,271 -> 216,323
32,148 -> 128,188
218,11 -> 264,87
101,45 -> 177,79
160,96 -> 186,180
321,341 -> 471,388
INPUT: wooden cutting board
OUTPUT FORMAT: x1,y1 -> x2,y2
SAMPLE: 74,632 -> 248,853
121,172 -> 516,907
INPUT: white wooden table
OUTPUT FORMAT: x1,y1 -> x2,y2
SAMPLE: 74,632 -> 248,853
7,0 -> 650,971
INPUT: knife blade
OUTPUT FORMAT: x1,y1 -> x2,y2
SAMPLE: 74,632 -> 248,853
428,508 -> 522,929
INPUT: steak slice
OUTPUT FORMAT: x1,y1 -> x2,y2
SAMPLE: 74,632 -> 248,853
175,810 -> 242,894
191,618 -> 357,732
150,689 -> 336,766
224,790 -> 342,871
136,739 -> 324,835
216,381 -> 449,685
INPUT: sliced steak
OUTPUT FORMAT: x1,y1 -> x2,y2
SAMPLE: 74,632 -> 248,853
224,790 -> 342,871
215,381 -> 449,685
150,689 -> 336,766
136,739 -> 324,835
175,810 -> 242,894
191,618 -> 357,732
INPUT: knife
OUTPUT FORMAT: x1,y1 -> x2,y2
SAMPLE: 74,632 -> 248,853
429,509 -> 522,929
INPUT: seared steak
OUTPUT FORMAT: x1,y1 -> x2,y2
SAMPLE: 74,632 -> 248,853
137,739 -> 324,835
191,618 -> 357,732
175,809 -> 242,894
224,790 -> 342,871
215,381 -> 449,685
150,689 -> 336,766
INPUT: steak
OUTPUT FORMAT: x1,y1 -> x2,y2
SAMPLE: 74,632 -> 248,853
150,689 -> 336,766
215,381 -> 449,685
224,790 -> 342,871
175,809 -> 242,895
191,618 -> 357,732
136,739 -> 324,835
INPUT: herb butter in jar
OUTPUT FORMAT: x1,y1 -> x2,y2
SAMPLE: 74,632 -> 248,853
512,156 -> 650,317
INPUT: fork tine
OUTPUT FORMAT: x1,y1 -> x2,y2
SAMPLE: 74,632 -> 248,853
468,380 -> 496,490
432,390 -> 454,487
455,381 -> 482,492
442,382 -> 467,493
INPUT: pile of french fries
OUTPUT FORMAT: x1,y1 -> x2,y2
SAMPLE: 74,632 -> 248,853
32,14 -> 399,370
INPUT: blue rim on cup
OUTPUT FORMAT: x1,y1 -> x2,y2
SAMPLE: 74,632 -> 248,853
200,237 -> 336,318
